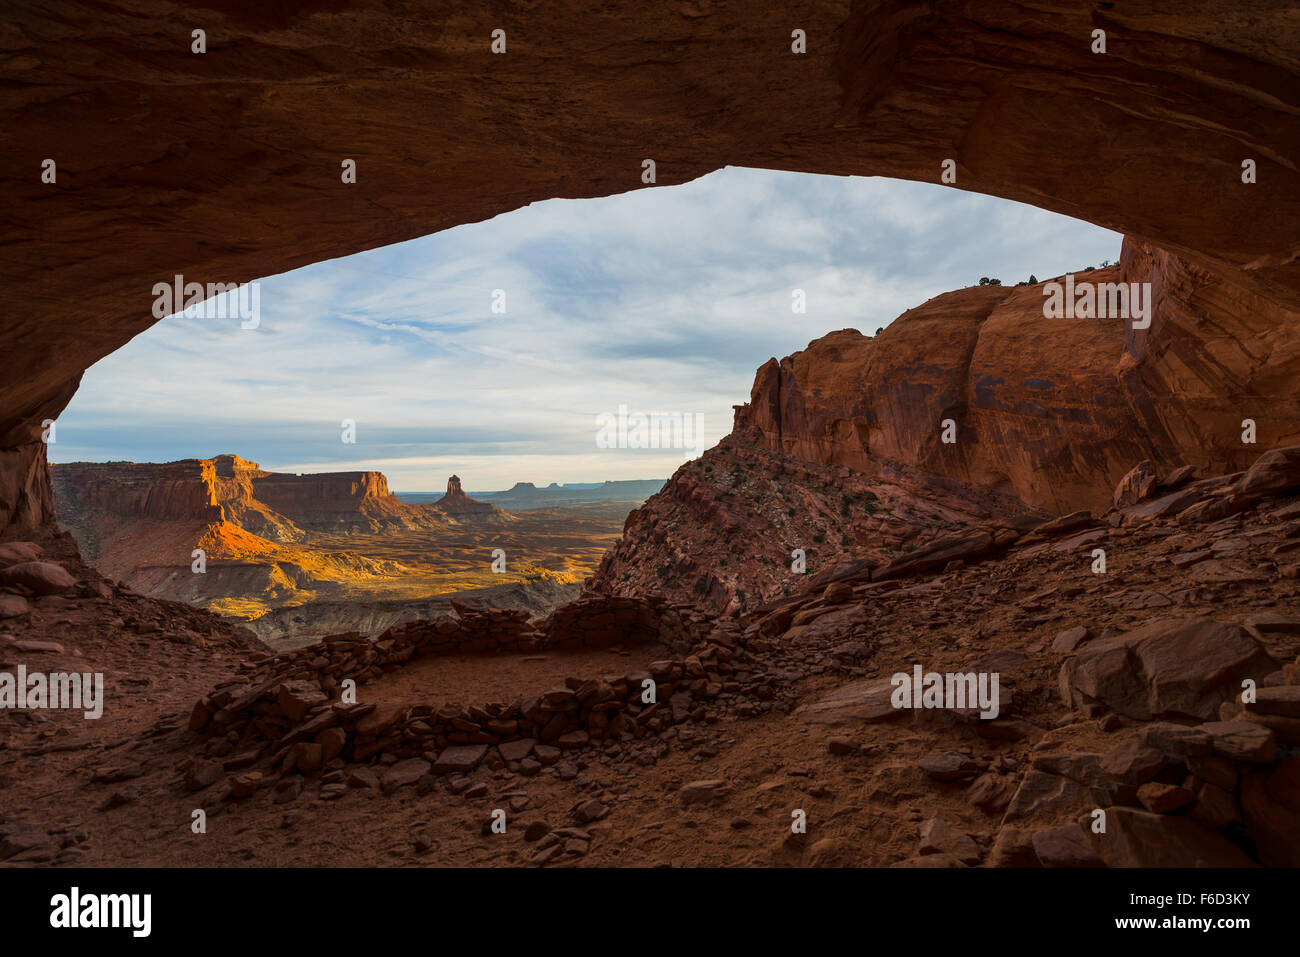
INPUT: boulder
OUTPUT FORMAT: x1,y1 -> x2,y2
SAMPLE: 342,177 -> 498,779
1059,618 -> 1277,720
918,818 -> 981,865
0,594 -> 29,618
1136,782 -> 1195,814
986,826 -> 1040,868
229,771 -> 263,799
1050,625 -> 1091,654
315,727 -> 347,763
1113,461 -> 1158,508
1100,738 -> 1166,784
183,758 -> 223,792
498,738 -> 536,762
967,773 -> 1017,815
1239,758 -> 1300,866
0,541 -> 42,568
1138,722 -> 1212,758
1003,770 -> 1086,821
821,581 -> 854,604
277,681 -> 328,722
1189,783 -> 1241,830
917,751 -> 983,781
1236,445 -> 1300,499
345,766 -> 379,790
354,702 -> 405,736
1094,807 -> 1256,867
1246,686 -> 1300,719
1031,825 -> 1104,867
1198,721 -> 1277,763
0,561 -> 75,594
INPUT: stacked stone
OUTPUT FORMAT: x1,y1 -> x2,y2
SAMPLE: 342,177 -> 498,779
184,598 -> 782,782
542,595 -> 680,650
188,605 -> 537,740
386,601 -> 536,655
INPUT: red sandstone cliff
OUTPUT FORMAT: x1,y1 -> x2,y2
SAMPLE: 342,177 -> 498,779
590,238 -> 1300,608
50,455 -> 443,603
739,238 -> 1300,515
54,454 -> 443,551
44,453 -> 449,643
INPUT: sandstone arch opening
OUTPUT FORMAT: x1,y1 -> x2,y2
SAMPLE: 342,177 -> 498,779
45,169 -> 1136,639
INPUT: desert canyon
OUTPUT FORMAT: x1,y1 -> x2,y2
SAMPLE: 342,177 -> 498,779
2,0 -> 1300,879
49,457 -> 642,645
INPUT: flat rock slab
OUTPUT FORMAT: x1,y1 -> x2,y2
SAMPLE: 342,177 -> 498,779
785,603 -> 871,641
1058,617 -> 1278,720
1002,769 -> 1087,822
793,678 -> 901,726
10,638 -> 63,653
381,758 -> 431,793
679,780 -> 729,806
498,738 -> 536,762
431,744 -> 487,774
917,751 -> 983,781
1051,626 -> 1091,654
1247,686 -> 1300,718
1198,721 -> 1277,762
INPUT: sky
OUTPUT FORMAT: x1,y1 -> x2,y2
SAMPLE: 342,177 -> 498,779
52,167 -> 1122,492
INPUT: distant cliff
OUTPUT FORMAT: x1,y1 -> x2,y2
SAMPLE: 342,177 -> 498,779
54,453 -> 442,549
472,478 -> 664,510
428,474 -> 511,523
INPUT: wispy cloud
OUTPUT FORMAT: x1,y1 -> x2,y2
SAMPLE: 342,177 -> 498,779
53,168 -> 1121,491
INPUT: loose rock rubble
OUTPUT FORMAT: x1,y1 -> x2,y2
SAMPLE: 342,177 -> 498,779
3,447 -> 1300,867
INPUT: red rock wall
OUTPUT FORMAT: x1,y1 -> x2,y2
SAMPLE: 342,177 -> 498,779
252,472 -> 395,522
51,455 -> 434,555
52,460 -> 225,524
1118,239 -> 1300,471
738,239 -> 1300,514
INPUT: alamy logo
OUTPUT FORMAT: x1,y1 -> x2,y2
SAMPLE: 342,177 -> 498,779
49,887 -> 151,937
0,667 -> 103,719
1042,273 -> 1151,328
152,273 -> 261,329
596,404 -> 706,457
890,664 -> 1000,719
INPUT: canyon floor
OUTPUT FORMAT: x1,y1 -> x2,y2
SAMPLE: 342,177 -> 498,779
3,455 -> 1299,868
226,501 -> 638,646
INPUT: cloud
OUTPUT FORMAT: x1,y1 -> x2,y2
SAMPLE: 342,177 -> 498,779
53,168 -> 1122,491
